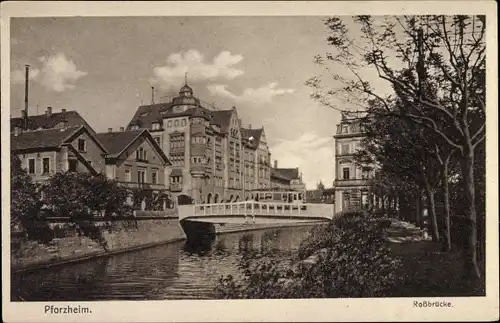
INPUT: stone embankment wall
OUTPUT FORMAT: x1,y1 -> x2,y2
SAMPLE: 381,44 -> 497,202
11,217 -> 186,272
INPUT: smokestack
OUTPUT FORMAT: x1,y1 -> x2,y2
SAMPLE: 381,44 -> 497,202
24,65 -> 29,130
108,128 -> 113,133
274,160 -> 278,169
119,127 -> 124,132
46,107 -> 52,116
151,86 -> 155,104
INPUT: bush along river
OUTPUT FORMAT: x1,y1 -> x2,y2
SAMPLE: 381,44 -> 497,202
12,225 -> 320,301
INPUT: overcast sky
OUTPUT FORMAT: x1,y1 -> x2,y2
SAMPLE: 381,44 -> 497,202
10,16 -> 343,189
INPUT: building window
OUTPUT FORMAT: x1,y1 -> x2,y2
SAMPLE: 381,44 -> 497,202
341,143 -> 350,155
174,120 -> 179,127
136,147 -> 147,161
78,139 -> 86,152
125,169 -> 131,182
69,159 -> 78,172
152,170 -> 158,184
171,176 -> 182,183
27,158 -> 35,174
362,167 -> 372,179
167,120 -> 172,127
342,125 -> 349,134
154,136 -> 161,146
42,158 -> 50,174
152,123 -> 161,130
181,119 -> 186,126
137,169 -> 146,183
342,167 -> 350,180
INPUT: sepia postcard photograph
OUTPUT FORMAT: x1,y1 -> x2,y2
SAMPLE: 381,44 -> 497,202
1,1 -> 499,322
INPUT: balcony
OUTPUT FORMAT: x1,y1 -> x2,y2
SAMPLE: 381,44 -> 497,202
170,183 -> 183,192
334,178 -> 371,187
116,181 -> 165,190
170,146 -> 185,153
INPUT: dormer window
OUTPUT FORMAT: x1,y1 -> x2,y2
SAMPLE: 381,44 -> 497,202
131,125 -> 140,130
140,112 -> 150,117
152,122 -> 161,130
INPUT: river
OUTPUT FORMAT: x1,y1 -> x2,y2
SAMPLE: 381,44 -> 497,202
11,225 -> 319,301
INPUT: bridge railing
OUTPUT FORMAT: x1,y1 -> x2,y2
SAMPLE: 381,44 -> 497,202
179,201 -> 335,221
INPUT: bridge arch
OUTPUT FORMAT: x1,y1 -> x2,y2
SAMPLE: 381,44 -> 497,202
214,194 -> 219,203
229,194 -> 234,202
234,195 -> 240,202
207,193 -> 213,204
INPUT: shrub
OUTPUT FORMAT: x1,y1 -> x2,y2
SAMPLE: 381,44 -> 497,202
216,211 -> 402,298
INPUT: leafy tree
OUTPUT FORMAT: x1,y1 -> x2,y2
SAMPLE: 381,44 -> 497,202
307,15 -> 485,280
10,155 -> 50,243
41,171 -> 133,249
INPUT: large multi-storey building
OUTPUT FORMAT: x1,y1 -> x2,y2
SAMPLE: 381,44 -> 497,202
127,84 -> 273,204
333,114 -> 374,213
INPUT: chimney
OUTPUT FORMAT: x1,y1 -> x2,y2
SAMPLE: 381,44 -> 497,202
46,107 -> 52,116
24,65 -> 29,130
120,127 -> 124,132
61,108 -> 66,113
274,160 -> 278,169
108,128 -> 113,133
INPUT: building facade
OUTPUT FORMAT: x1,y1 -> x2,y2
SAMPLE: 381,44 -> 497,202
333,115 -> 374,213
270,160 -> 306,192
96,128 -> 171,190
127,84 -> 273,204
11,125 -> 107,184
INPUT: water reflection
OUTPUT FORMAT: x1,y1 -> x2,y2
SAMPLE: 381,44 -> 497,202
12,225 -> 317,301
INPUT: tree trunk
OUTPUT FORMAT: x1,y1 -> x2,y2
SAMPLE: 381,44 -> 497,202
461,148 -> 481,281
415,191 -> 422,228
424,185 -> 440,243
441,157 -> 452,252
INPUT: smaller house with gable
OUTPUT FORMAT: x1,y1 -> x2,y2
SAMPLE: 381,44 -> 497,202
96,128 -> 172,211
11,125 -> 108,184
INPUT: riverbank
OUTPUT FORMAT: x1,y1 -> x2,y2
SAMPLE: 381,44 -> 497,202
11,217 -> 186,273
12,217 -> 326,273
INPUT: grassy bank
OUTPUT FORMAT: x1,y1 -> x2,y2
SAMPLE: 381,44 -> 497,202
386,220 -> 485,297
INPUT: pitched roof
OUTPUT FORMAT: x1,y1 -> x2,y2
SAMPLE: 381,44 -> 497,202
96,130 -> 144,156
170,168 -> 183,176
271,168 -> 291,182
271,168 -> 300,181
96,129 -> 171,165
127,103 -> 213,129
11,110 -> 95,133
127,103 -> 171,129
11,126 -> 83,151
211,110 -> 233,133
240,127 -> 263,149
